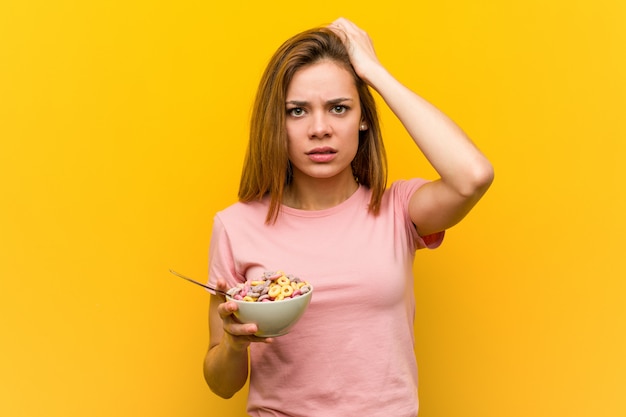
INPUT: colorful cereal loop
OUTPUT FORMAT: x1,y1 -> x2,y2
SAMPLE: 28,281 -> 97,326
281,285 -> 294,297
268,284 -> 282,298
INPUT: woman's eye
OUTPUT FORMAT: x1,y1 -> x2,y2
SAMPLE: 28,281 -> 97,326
331,105 -> 348,114
288,107 -> 304,117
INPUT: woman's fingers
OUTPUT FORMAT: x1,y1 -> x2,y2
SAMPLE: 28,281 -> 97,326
216,289 -> 273,345
329,17 -> 380,81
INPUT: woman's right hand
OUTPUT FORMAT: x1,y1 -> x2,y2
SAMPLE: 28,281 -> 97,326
205,279 -> 271,398
212,279 -> 273,351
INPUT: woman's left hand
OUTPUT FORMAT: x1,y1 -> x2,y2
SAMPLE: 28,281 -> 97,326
329,17 -> 383,84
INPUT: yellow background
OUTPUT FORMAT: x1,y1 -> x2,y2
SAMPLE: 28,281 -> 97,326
1,0 -> 624,416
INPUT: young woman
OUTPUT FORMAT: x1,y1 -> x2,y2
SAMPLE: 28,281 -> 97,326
203,18 -> 493,416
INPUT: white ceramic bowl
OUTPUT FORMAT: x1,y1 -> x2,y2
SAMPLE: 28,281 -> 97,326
227,286 -> 313,337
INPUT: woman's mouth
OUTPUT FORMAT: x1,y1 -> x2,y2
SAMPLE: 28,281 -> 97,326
306,147 -> 337,163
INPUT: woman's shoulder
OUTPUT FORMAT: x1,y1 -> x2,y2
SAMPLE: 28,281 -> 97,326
217,198 -> 269,221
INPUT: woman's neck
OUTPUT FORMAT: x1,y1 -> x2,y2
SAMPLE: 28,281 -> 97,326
283,174 -> 359,211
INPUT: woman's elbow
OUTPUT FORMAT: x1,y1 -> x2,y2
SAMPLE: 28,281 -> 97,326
211,387 -> 237,400
204,372 -> 239,399
477,160 -> 495,190
460,159 -> 494,198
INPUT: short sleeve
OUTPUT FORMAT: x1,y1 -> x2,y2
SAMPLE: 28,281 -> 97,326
207,214 -> 244,294
417,230 -> 444,249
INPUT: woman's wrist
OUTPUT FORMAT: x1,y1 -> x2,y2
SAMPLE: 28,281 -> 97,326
359,63 -> 392,92
221,332 -> 251,354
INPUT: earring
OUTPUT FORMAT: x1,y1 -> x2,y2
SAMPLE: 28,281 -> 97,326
359,123 -> 367,131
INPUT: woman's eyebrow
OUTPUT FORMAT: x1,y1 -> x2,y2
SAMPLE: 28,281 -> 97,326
286,100 -> 308,106
285,97 -> 354,106
327,97 -> 353,105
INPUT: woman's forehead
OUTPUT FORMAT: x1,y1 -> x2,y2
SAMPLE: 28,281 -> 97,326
287,61 -> 358,100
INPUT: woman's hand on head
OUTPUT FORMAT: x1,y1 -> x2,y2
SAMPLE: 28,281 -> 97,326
328,17 -> 383,83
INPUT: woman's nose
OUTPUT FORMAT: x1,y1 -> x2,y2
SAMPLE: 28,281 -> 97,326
308,114 -> 332,139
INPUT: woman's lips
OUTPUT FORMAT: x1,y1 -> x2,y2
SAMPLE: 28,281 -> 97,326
306,147 -> 337,163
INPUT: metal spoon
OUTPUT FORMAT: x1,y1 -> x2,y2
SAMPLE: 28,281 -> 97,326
169,269 -> 229,297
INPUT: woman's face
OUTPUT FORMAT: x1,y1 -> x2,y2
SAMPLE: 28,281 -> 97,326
285,60 -> 363,184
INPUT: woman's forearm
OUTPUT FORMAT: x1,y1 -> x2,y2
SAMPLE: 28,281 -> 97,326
203,338 -> 249,399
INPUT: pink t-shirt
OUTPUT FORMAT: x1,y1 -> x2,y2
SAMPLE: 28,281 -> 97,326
208,179 -> 444,417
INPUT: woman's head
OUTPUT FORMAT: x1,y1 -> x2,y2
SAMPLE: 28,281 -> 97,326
238,27 -> 387,223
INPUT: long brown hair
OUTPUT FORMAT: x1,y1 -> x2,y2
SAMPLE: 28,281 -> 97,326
238,27 -> 387,223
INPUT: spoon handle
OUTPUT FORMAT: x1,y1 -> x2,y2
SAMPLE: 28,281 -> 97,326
169,269 -> 229,297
